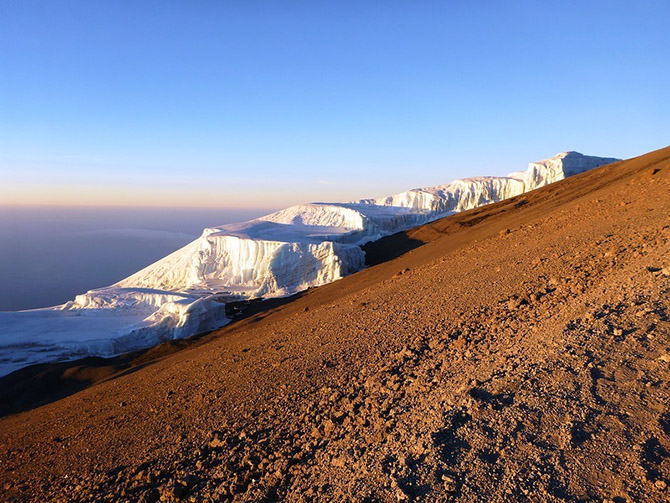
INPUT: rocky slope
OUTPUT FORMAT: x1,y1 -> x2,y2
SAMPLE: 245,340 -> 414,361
1,146 -> 669,502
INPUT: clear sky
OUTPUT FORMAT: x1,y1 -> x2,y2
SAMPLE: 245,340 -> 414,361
1,1 -> 668,209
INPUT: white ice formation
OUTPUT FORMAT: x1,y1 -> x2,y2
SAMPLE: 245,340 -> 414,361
0,152 -> 618,375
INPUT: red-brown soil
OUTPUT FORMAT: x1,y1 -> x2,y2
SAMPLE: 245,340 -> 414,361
1,146 -> 670,502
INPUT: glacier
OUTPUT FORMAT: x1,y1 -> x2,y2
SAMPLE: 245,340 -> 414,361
0,152 -> 619,376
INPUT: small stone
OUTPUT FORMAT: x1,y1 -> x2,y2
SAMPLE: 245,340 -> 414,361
395,487 -> 409,501
208,432 -> 226,449
613,328 -> 623,336
160,480 -> 188,500
507,297 -> 527,310
323,419 -> 336,436
655,479 -> 667,490
442,475 -> 457,492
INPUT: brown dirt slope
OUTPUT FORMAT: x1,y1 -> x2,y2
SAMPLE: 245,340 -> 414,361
1,146 -> 670,502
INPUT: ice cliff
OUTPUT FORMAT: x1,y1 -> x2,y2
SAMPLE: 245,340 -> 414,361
0,152 -> 618,375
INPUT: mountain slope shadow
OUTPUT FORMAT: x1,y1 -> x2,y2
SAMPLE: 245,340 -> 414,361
361,233 -> 425,266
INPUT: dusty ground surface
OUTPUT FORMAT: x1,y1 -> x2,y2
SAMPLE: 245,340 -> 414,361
1,146 -> 670,502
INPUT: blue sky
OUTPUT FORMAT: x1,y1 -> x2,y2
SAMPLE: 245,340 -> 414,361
1,1 -> 668,208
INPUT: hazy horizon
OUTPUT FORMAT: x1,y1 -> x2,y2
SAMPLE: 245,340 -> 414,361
0,205 -> 275,311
